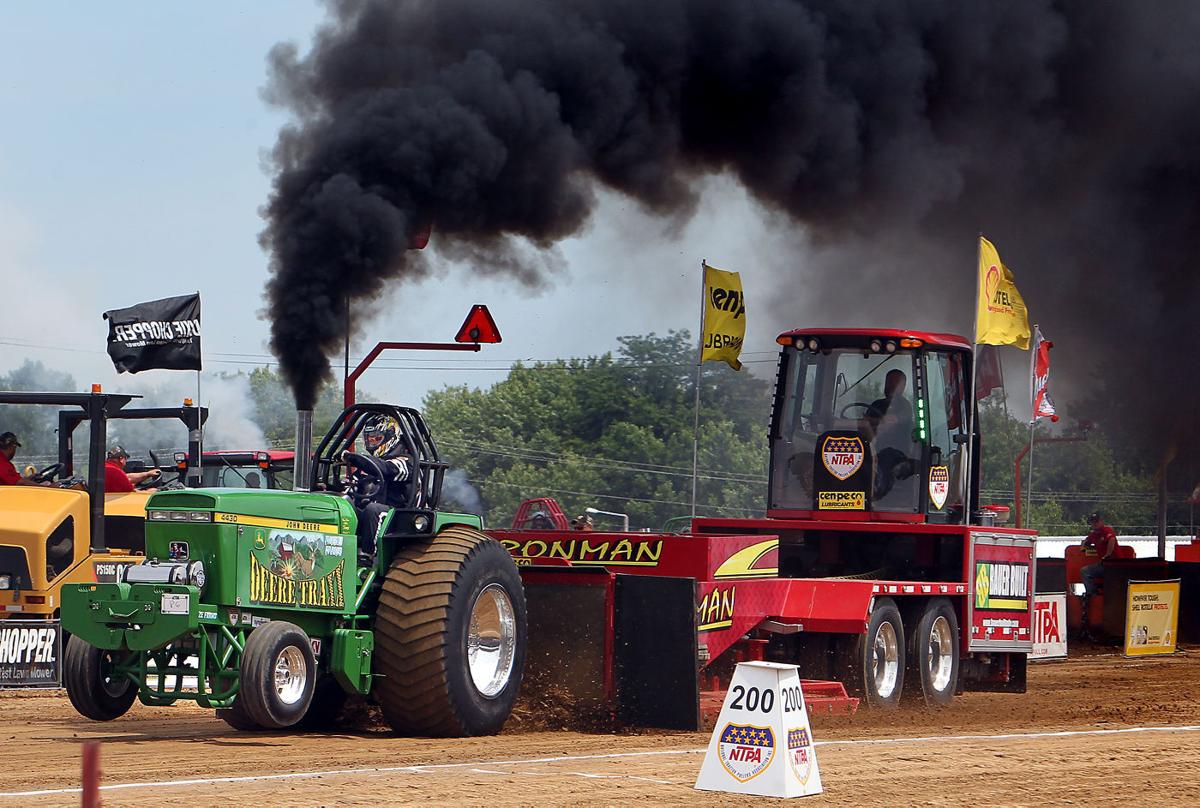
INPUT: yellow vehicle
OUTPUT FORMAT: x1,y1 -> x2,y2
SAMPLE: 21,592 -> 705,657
0,391 -> 205,686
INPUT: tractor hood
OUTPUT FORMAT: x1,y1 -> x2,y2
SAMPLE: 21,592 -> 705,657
146,488 -> 355,534
104,491 -> 152,517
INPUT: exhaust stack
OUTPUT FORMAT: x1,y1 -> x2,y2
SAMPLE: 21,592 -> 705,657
293,409 -> 313,491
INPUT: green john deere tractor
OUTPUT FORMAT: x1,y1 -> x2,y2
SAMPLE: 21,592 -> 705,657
60,404 -> 526,736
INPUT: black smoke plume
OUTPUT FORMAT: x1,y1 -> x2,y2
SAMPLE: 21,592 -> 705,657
263,0 -> 1197,465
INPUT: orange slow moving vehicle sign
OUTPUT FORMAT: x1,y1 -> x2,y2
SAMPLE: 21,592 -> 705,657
454,304 -> 502,344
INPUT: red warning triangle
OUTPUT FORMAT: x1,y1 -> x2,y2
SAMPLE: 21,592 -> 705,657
455,304 -> 502,344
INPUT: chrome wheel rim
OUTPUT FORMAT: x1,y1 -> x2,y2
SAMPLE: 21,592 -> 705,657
927,615 -> 954,692
872,620 -> 900,700
273,646 -> 308,705
468,583 -> 517,698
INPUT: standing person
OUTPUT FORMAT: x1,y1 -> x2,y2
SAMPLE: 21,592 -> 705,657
0,432 -> 48,486
1079,511 -> 1117,636
103,446 -> 160,493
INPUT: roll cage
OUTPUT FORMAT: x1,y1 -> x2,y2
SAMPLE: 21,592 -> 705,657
310,404 -> 448,511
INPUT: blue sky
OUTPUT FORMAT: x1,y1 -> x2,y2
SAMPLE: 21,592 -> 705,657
0,5 -> 985,436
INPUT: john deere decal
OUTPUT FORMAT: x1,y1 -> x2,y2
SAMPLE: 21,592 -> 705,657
248,529 -> 347,610
821,435 -> 864,481
787,727 -> 814,784
718,723 -> 776,782
928,465 -> 950,510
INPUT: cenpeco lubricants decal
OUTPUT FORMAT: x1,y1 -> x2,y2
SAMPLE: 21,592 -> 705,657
248,528 -> 346,609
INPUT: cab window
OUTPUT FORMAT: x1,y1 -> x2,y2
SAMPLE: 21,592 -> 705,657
924,351 -> 967,521
771,346 -> 920,513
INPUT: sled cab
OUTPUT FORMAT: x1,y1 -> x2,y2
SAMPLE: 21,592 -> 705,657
769,329 -> 974,523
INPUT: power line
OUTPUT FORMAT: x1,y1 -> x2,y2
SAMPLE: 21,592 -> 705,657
0,337 -> 778,372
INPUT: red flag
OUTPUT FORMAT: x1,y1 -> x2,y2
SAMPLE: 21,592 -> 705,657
1030,325 -> 1058,423
975,344 -> 1004,401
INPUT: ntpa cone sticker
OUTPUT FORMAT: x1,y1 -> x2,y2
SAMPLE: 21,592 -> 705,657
695,661 -> 823,798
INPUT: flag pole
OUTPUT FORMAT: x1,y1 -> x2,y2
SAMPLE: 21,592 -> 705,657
195,289 -> 203,483
1025,324 -> 1038,529
692,260 -> 707,519
964,237 -> 981,528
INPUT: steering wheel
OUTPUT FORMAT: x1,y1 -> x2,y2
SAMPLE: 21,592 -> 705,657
135,470 -> 162,491
341,451 -> 390,508
31,463 -> 63,483
839,402 -> 876,419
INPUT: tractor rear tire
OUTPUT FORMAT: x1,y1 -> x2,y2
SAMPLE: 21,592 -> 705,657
63,635 -> 137,721
906,598 -> 960,707
839,597 -> 905,709
237,621 -> 316,729
374,525 -> 527,737
216,697 -> 262,731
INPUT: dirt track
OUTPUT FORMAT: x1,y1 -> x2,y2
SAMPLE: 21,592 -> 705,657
3,647 -> 1199,806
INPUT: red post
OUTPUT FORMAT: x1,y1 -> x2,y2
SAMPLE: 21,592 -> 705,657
343,341 -> 482,408
81,742 -> 101,808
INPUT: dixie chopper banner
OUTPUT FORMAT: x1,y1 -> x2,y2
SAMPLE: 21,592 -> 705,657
0,621 -> 61,687
104,294 -> 202,373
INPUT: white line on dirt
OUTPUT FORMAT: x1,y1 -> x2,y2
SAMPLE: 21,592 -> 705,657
5,724 -> 1200,798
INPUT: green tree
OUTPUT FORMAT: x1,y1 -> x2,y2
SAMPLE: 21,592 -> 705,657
246,367 -> 355,448
978,398 -> 1156,535
422,331 -> 771,527
0,360 -> 77,466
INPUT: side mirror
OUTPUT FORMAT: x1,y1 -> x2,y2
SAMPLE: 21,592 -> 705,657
952,433 -> 970,445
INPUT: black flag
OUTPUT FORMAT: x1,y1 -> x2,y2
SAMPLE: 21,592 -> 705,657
103,294 -> 202,373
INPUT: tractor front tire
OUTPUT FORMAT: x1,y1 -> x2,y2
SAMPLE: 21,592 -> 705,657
374,525 -> 527,737
906,598 -> 960,707
840,597 -> 905,708
63,635 -> 137,721
237,621 -> 316,729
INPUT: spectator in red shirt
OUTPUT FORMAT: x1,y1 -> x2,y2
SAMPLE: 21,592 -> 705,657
0,432 -> 47,487
1080,511 -> 1117,610
103,446 -> 160,493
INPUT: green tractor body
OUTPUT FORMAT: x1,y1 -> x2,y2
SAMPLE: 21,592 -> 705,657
60,405 -> 521,736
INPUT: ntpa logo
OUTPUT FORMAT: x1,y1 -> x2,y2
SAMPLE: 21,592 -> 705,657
821,435 -> 864,480
718,723 -> 776,782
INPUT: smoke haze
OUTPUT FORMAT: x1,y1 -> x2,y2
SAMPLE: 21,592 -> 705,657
262,0 -> 1198,460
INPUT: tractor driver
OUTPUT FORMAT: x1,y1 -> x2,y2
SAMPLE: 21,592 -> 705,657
103,446 -> 160,493
347,415 -> 418,560
0,432 -> 49,486
864,369 -> 917,498
361,415 -> 417,508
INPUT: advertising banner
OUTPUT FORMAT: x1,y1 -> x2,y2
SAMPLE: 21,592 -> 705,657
969,534 -> 1035,652
0,620 -> 61,687
1124,579 -> 1180,657
700,263 -> 746,371
103,293 -> 202,373
1031,593 -> 1067,660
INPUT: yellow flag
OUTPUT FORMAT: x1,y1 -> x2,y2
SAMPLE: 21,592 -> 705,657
976,237 -> 1031,350
701,263 -> 746,370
